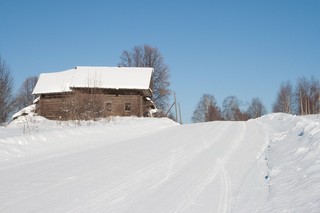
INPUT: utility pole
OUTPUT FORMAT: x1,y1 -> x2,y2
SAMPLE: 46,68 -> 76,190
165,92 -> 181,124
178,102 -> 182,124
174,92 -> 178,122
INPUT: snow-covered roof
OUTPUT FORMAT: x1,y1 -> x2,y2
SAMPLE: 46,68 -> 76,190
33,69 -> 74,94
32,66 -> 153,94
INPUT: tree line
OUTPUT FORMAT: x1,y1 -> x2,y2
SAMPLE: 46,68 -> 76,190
192,94 -> 266,122
273,77 -> 320,115
192,76 -> 320,123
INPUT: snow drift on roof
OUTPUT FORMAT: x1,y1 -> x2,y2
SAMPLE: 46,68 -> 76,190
32,66 -> 153,94
33,69 -> 74,94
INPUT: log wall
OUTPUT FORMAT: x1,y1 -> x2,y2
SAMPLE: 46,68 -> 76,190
37,92 -> 151,120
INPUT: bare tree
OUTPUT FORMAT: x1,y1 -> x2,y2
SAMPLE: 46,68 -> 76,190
247,97 -> 267,119
119,44 -> 171,112
272,81 -> 293,114
0,56 -> 14,123
293,76 -> 320,115
308,76 -> 320,114
222,96 -> 248,121
295,77 -> 311,115
192,94 -> 222,123
14,76 -> 38,110
206,104 -> 223,121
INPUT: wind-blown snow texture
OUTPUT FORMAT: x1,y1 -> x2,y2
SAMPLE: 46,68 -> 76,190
0,113 -> 319,212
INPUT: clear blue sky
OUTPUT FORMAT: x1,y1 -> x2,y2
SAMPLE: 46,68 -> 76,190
1,0 -> 320,123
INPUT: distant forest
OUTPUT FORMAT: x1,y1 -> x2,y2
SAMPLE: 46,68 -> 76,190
192,76 -> 320,123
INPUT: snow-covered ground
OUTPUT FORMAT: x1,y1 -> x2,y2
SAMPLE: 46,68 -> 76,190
0,113 -> 319,212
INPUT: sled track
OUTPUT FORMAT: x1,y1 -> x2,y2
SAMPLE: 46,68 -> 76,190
217,158 -> 231,213
217,122 -> 246,213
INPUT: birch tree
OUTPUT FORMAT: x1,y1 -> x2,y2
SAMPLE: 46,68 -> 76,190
272,81 -> 293,114
247,97 -> 267,119
192,94 -> 222,122
308,76 -> 320,114
295,77 -> 310,115
222,96 -> 248,121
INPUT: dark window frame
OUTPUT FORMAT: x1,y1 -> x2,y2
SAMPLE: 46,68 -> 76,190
124,103 -> 131,112
106,103 -> 112,111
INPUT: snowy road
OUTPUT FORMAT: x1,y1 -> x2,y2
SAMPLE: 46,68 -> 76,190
0,118 -> 268,212
1,114 -> 319,212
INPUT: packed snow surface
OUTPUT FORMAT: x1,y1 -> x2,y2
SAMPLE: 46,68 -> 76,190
0,114 -> 319,212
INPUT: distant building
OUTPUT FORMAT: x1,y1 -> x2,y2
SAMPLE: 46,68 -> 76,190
32,66 -> 155,120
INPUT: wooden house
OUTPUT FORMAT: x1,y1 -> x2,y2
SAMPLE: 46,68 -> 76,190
32,66 -> 155,120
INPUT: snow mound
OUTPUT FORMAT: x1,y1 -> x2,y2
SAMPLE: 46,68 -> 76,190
11,104 -> 36,120
257,113 -> 320,212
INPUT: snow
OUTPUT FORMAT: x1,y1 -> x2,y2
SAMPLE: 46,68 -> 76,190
32,69 -> 74,94
0,113 -> 319,212
32,66 -> 153,94
11,104 -> 36,120
33,96 -> 40,104
70,66 -> 153,90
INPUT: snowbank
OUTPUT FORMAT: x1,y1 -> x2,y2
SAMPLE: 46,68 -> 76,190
256,113 -> 320,212
0,116 -> 178,163
11,104 -> 36,120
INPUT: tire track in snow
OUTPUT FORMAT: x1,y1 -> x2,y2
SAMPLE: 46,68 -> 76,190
172,162 -> 220,213
169,122 -> 246,213
68,122 -> 246,212
72,127 -> 226,212
168,123 -> 238,213
150,123 -> 228,191
222,122 -> 246,162
216,122 -> 246,213
217,158 -> 231,213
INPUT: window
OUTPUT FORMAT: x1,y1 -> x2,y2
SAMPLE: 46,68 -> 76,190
106,103 -> 112,111
124,103 -> 131,112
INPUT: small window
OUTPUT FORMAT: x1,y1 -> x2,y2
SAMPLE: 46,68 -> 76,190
106,103 -> 112,111
124,103 -> 131,112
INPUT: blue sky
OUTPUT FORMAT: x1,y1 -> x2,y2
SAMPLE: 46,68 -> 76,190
1,0 -> 320,123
